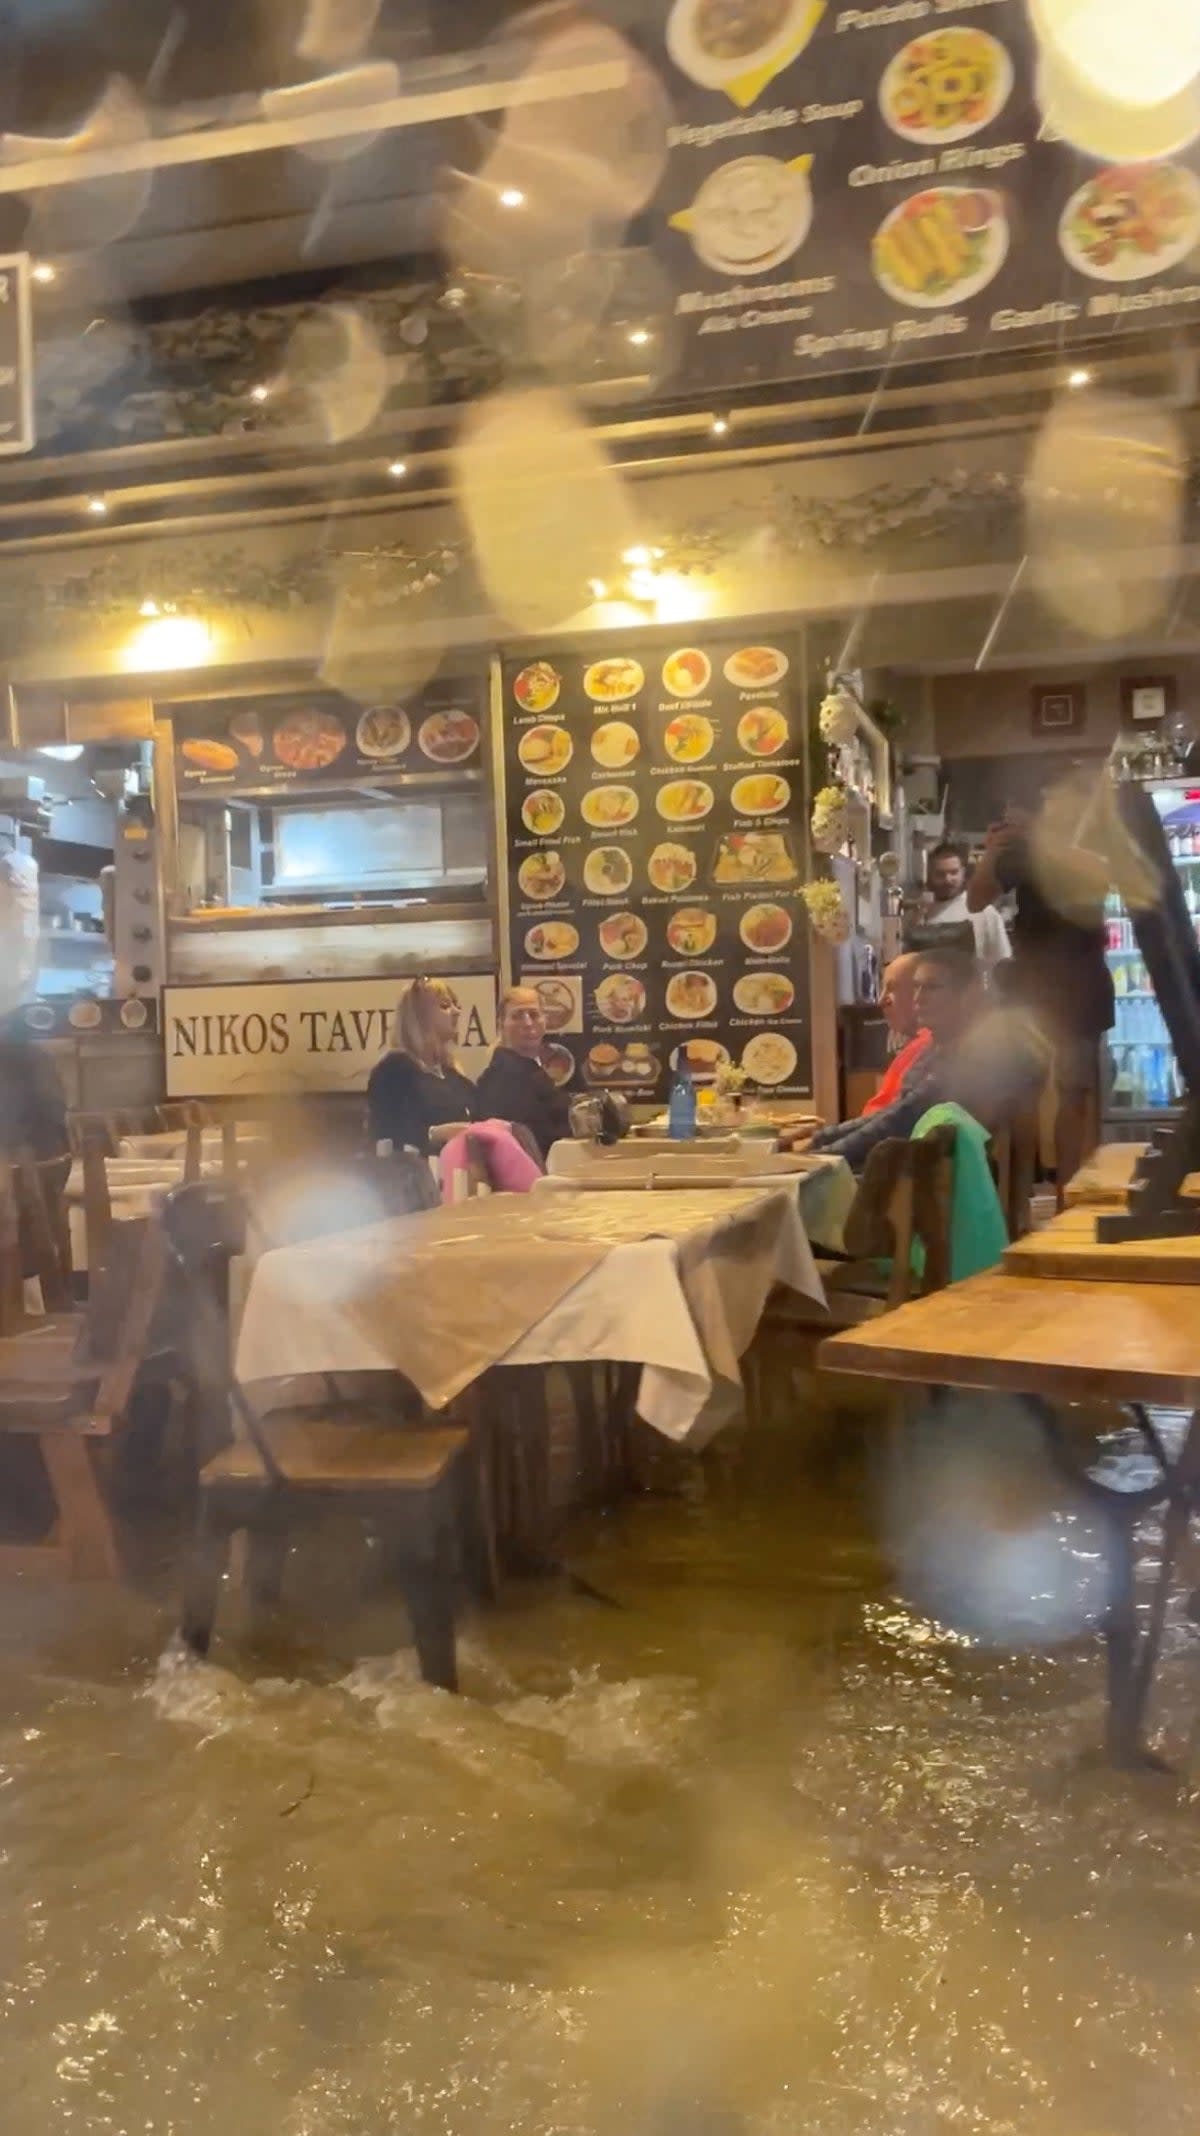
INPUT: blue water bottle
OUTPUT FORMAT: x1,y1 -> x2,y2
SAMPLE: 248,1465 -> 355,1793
668,1050 -> 697,1140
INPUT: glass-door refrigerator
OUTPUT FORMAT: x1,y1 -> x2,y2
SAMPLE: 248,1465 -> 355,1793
1104,779 -> 1200,1124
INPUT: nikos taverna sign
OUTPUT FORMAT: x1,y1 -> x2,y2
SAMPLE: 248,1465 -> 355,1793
162,978 -> 496,1100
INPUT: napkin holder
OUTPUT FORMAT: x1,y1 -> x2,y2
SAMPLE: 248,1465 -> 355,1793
1095,1101 -> 1200,1243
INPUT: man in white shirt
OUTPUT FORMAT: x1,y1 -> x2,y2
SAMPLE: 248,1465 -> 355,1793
926,840 -> 1011,971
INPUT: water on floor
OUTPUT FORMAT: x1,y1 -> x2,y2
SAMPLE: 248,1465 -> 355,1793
2,1383 -> 1200,2136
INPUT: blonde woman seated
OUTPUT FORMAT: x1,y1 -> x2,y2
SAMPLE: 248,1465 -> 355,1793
367,977 -> 480,1157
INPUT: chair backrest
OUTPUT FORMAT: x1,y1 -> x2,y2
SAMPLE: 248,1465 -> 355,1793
988,1102 -> 1040,1240
843,1127 -> 957,1305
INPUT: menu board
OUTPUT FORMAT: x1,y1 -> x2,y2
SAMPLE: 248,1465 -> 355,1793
500,636 -> 812,1105
173,679 -> 484,794
637,0 -> 1200,390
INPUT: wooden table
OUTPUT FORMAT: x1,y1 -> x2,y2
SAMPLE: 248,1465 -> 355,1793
821,1272 -> 1200,1764
1064,1140 -> 1200,1207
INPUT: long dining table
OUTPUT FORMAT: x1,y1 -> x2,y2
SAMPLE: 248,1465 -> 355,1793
236,1181 -> 830,1446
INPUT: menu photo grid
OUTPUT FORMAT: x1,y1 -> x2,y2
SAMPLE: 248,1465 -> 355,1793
502,637 -> 813,1105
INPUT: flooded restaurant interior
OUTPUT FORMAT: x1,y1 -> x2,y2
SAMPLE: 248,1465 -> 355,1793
5,2 -> 1200,2131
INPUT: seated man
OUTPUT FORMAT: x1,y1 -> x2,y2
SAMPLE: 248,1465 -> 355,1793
863,951 -> 931,1117
802,946 -> 1044,1172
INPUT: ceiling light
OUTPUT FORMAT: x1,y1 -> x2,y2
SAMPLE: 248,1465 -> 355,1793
38,744 -> 84,762
388,459 -> 408,478
711,415 -> 730,436
86,496 -> 108,516
499,186 -> 526,208
249,383 -> 271,403
627,327 -> 651,348
31,261 -> 56,286
139,598 -> 160,618
1067,366 -> 1092,389
622,544 -> 652,568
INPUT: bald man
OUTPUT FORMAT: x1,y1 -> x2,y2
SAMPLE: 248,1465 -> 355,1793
863,952 -> 931,1116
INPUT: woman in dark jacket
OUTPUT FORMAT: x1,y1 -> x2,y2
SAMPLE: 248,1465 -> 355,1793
474,986 -> 571,1161
367,977 -> 480,1157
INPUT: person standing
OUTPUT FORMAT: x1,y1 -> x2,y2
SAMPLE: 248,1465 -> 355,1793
967,798 -> 1113,1195
924,840 -> 1011,971
475,985 -> 572,1161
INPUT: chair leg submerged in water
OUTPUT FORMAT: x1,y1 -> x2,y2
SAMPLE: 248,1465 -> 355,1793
179,1424 -> 470,1691
165,1181 -> 472,1692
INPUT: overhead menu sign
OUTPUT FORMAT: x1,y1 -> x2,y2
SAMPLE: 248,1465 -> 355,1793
639,0 -> 1200,389
0,255 -> 33,455
172,678 -> 484,794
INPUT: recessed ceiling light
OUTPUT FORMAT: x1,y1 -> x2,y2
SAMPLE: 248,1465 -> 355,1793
627,327 -> 651,348
388,459 -> 408,478
86,496 -> 108,516
711,415 -> 729,437
250,383 -> 271,403
499,186 -> 525,208
31,261 -> 56,286
1067,366 -> 1092,389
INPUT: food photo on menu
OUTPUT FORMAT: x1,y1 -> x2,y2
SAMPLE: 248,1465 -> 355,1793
174,685 -> 482,785
646,0 -> 1200,394
502,638 -> 812,1103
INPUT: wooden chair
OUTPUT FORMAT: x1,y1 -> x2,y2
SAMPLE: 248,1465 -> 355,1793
167,1182 -> 474,1688
745,1130 -> 958,1423
0,1204 -> 173,1576
988,1101 -> 1041,1241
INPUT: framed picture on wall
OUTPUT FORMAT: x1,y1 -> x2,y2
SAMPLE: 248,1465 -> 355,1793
1120,675 -> 1176,724
1031,682 -> 1086,736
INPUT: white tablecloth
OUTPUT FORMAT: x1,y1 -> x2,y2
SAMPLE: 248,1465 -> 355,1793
235,1186 -> 827,1445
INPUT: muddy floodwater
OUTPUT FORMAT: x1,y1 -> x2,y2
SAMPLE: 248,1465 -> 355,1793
2,1388 -> 1200,2136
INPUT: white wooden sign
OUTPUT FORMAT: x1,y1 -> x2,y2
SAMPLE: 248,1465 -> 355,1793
163,975 -> 496,1100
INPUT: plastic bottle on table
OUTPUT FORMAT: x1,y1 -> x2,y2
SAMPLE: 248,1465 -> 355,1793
668,1049 -> 698,1141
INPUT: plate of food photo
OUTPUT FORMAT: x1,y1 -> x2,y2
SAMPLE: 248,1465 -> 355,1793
657,779 -> 715,823
598,911 -> 649,960
737,705 -> 789,756
595,973 -> 647,1024
273,707 -> 348,772
584,656 -> 645,703
584,845 -> 635,896
667,906 -> 718,956
731,773 -> 790,816
1059,162 -> 1200,281
742,1031 -> 797,1084
356,704 -> 411,760
513,660 -> 561,713
665,712 -> 715,764
671,153 -> 813,275
524,920 -> 579,960
733,972 -> 795,1016
518,850 -> 567,902
873,186 -> 1008,308
581,785 -> 639,830
522,789 -> 565,837
662,647 -> 712,698
739,902 -> 793,952
518,724 -> 573,776
649,841 -> 698,892
666,0 -> 824,98
419,709 -> 480,764
723,644 -> 789,689
591,720 -> 641,770
665,970 -> 719,1019
880,25 -> 1013,146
